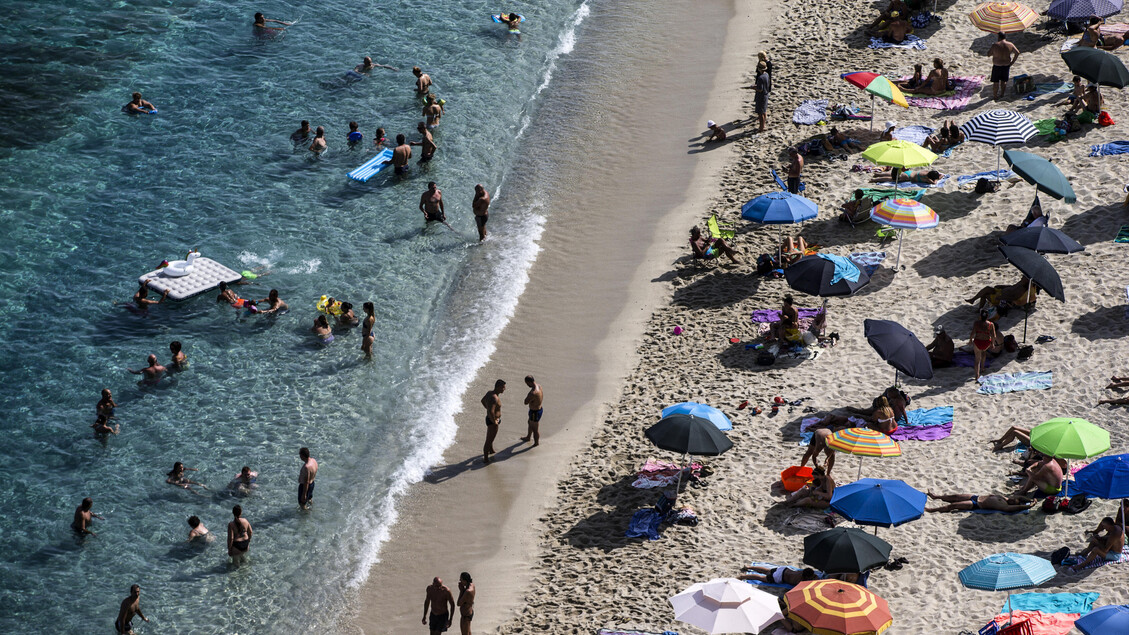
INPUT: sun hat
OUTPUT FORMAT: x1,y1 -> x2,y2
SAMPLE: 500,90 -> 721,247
885,120 -> 896,130
707,120 -> 716,128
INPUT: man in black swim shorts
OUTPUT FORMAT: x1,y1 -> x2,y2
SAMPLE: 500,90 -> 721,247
423,577 -> 455,634
480,379 -> 505,464
472,184 -> 490,241
114,584 -> 149,634
393,134 -> 412,174
988,32 -> 1019,100
521,375 -> 544,447
420,181 -> 446,224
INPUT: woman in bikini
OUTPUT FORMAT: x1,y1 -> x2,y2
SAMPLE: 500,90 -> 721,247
166,462 -> 208,494
970,310 -> 996,381
904,58 -> 948,95
870,396 -> 898,435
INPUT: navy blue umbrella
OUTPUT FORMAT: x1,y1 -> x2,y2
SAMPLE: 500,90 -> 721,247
1048,0 -> 1123,21
998,245 -> 1066,342
785,254 -> 870,297
999,226 -> 1083,254
863,319 -> 933,382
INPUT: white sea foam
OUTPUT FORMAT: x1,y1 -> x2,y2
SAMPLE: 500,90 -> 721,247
517,1 -> 591,138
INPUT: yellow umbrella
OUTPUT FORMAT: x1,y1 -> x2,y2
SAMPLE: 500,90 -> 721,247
785,580 -> 893,635
969,2 -> 1038,33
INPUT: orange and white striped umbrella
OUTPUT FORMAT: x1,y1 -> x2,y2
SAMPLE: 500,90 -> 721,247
969,2 -> 1038,33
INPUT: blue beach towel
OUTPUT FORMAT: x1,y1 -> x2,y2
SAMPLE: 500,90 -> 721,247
957,170 -> 1014,186
869,35 -> 927,50
977,371 -> 1053,395
818,254 -> 861,285
892,125 -> 934,146
625,508 -> 664,541
1000,592 -> 1099,615
939,141 -> 963,158
793,99 -> 828,126
904,406 -> 953,426
870,175 -> 951,189
1033,82 -> 1073,95
849,251 -> 886,276
1089,141 -> 1129,157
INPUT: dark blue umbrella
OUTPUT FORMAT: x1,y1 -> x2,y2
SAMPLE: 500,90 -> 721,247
830,478 -> 927,532
1062,48 -> 1129,88
863,319 -> 933,382
998,244 -> 1066,342
785,254 -> 870,297
1076,605 -> 1129,635
999,226 -> 1083,254
1075,454 -> 1129,498
1048,0 -> 1123,21
1003,150 -> 1076,203
741,191 -> 818,224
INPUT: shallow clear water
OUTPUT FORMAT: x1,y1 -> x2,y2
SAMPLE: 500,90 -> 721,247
0,0 -> 586,631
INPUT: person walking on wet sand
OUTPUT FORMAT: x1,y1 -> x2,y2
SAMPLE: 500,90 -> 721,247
481,379 -> 505,464
472,184 -> 490,241
457,572 -> 475,635
114,584 -> 150,634
988,32 -> 1020,101
298,447 -> 318,509
227,504 -> 252,565
423,576 -> 455,634
521,375 -> 544,447
754,61 -> 771,132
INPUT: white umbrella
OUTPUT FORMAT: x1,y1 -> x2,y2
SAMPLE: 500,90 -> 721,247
669,578 -> 784,634
959,109 -> 1037,181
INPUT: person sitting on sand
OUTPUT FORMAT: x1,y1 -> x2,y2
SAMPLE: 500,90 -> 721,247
969,310 -> 996,381
869,396 -> 898,435
688,226 -> 741,263
1004,197 -> 1047,234
822,127 -> 865,152
840,190 -> 876,225
786,466 -> 835,508
1080,16 -> 1127,50
845,386 -> 910,424
868,0 -> 908,30
990,426 -> 1031,451
1016,454 -> 1064,498
880,121 -> 896,142
1070,516 -> 1125,572
705,120 -> 727,143
926,492 -> 1033,513
769,294 -> 802,343
925,325 -> 954,368
869,167 -> 944,185
898,64 -> 925,91
1064,75 -> 1085,110
904,58 -> 948,95
1080,85 -> 1103,115
738,565 -> 818,586
882,12 -> 913,44
966,276 -> 1036,311
924,121 -> 964,153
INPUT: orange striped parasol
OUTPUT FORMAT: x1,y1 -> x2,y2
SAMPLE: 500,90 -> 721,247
785,580 -> 893,635
969,2 -> 1038,33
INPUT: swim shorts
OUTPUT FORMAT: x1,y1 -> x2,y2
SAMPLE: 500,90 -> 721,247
425,211 -> 446,223
475,215 -> 487,229
968,495 -> 980,510
419,154 -> 433,163
395,165 -> 410,175
991,65 -> 1010,83
771,567 -> 786,584
429,612 -> 450,632
787,176 -> 800,194
485,417 -> 496,427
115,618 -> 132,634
528,408 -> 543,422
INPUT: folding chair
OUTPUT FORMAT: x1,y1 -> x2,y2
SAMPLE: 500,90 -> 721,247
707,215 -> 735,240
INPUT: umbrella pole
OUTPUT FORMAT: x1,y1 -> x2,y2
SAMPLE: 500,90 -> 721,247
1007,591 -> 1013,625
894,229 -> 904,272
870,94 -> 875,132
997,146 -> 1002,182
674,451 -> 687,499
857,456 -> 864,480
1022,278 -> 1032,343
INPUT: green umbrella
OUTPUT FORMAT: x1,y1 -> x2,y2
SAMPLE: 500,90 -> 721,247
861,141 -> 938,194
1003,150 -> 1076,204
1031,418 -> 1110,497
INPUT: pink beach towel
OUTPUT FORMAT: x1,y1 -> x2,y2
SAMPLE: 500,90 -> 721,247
991,610 -> 1079,635
901,75 -> 984,110
631,459 -> 701,489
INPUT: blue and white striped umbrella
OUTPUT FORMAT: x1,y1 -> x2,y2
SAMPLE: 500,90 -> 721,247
661,402 -> 733,431
960,109 -> 1037,146
1048,0 -> 1123,21
958,553 -> 1055,591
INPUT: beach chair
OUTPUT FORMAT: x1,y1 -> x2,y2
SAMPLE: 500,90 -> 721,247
770,168 -> 806,193
997,619 -> 1033,635
707,215 -> 735,240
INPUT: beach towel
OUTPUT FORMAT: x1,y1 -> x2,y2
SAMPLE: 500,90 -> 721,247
782,509 -> 841,532
850,251 -> 886,276
625,508 -> 664,541
904,406 -> 953,426
1033,118 -> 1066,141
903,76 -> 984,110
1034,82 -> 1074,95
631,460 -> 701,489
957,170 -> 1015,187
889,406 -> 953,441
798,417 -> 868,445
793,99 -> 828,126
818,254 -> 860,285
598,630 -> 679,635
952,350 -> 993,368
990,611 -> 1079,635
970,507 -> 1029,515
977,371 -> 1053,394
854,188 -> 926,203
1000,593 -> 1098,615
892,125 -> 935,146
938,141 -> 963,158
1063,546 -> 1129,570
752,308 -> 824,323
1116,225 -> 1129,243
1089,140 -> 1129,156
870,174 -> 951,188
743,562 -> 869,589
830,104 -> 872,121
869,35 -> 927,50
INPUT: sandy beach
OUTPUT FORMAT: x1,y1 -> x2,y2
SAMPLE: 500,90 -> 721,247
357,0 -> 1129,633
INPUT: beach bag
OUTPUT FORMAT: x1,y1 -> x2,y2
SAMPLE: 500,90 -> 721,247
757,254 -> 781,276
1099,111 -> 1115,127
1017,345 -> 1034,361
756,350 -> 776,366
974,178 -> 1000,194
1041,497 -> 1061,514
1065,494 -> 1092,514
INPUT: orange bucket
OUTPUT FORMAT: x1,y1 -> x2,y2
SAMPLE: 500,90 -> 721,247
781,466 -> 814,492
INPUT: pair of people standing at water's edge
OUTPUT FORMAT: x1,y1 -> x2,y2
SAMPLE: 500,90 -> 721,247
481,376 -> 544,464
423,573 -> 475,635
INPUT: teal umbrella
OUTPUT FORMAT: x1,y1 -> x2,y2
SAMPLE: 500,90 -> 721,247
1004,150 -> 1076,204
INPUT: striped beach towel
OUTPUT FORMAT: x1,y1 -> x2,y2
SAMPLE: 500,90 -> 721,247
869,35 -> 927,50
793,99 -> 828,125
977,371 -> 1053,395
903,75 -> 984,110
870,174 -> 951,188
1063,546 -> 1129,570
892,125 -> 934,145
956,169 -> 1014,186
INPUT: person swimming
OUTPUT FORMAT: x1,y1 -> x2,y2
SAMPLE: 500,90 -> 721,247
311,315 -> 334,343
228,466 -> 258,496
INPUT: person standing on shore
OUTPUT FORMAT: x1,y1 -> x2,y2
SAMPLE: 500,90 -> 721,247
413,67 -> 432,95
423,577 -> 455,635
754,61 -> 771,133
298,447 -> 318,509
393,134 -> 412,175
114,584 -> 149,634
72,497 -> 103,536
786,147 -> 803,194
472,184 -> 490,241
457,572 -> 475,635
481,379 -> 505,464
988,32 -> 1019,101
227,504 -> 252,564
521,375 -> 544,447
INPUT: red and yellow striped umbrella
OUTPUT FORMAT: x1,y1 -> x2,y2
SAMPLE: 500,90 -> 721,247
827,428 -> 901,458
969,2 -> 1038,33
785,580 -> 893,635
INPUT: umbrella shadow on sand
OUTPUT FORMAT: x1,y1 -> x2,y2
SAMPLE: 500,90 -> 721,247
1072,305 -> 1129,341
849,266 -> 896,297
967,30 -> 1055,55
913,234 -> 1002,279
672,269 -> 764,310
561,475 -> 667,552
955,509 -> 1048,543
717,340 -> 819,372
918,189 -> 984,224
1060,201 -> 1125,246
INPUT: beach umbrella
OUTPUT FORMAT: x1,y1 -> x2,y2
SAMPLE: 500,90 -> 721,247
863,319 -> 933,383
670,578 -> 784,634
1048,0 -> 1123,22
969,2 -> 1039,32
646,413 -> 733,493
1075,604 -> 1129,635
1074,454 -> 1129,535
803,527 -> 893,574
1062,47 -> 1129,88
959,553 -> 1055,622
830,478 -> 927,535
1003,150 -> 1076,203
785,580 -> 893,635
999,226 -> 1083,254
861,140 -> 937,172
1031,417 -> 1110,496
960,110 -> 1037,180
869,198 -> 938,271
785,254 -> 871,297
841,72 -> 908,131
997,244 -> 1065,342
661,402 -> 732,431
827,428 -> 901,479
740,191 -> 818,224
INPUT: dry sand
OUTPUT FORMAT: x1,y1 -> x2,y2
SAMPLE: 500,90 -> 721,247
488,0 -> 1129,634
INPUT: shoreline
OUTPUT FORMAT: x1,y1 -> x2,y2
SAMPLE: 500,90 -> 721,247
347,0 -> 773,631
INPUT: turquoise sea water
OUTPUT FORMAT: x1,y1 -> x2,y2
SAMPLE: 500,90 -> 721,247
0,0 -> 589,631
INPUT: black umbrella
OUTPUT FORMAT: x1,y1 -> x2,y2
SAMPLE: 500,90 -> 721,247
863,319 -> 933,382
998,245 -> 1066,342
1062,48 -> 1129,88
784,254 -> 871,297
645,414 -> 733,494
999,226 -> 1083,254
803,527 -> 892,574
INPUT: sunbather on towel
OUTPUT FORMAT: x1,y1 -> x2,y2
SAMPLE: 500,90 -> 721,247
844,386 -> 910,424
769,294 -> 802,342
1016,454 -> 1065,498
822,127 -> 865,151
785,465 -> 835,508
1070,516 -> 1125,572
689,226 -> 741,264
738,565 -> 818,586
926,492 -> 1033,513
897,63 -> 924,91
780,236 -> 808,266
903,58 -> 949,95
869,167 -> 944,185
966,276 -> 1035,311
867,0 -> 909,32
990,426 -> 1031,452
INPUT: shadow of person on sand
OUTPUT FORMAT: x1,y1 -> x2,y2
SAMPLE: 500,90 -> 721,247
1072,305 -> 1129,341
671,269 -> 764,310
424,440 -> 532,483
717,340 -> 820,372
954,508 -> 1048,543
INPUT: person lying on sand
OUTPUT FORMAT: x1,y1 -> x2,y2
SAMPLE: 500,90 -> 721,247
966,276 -> 1036,311
821,127 -> 865,151
1098,394 -> 1129,406
1079,16 -> 1127,51
1070,516 -> 1125,572
738,565 -> 818,586
785,466 -> 835,508
780,235 -> 807,266
868,167 -> 943,184
1015,454 -> 1065,498
903,58 -> 948,95
688,226 -> 741,264
989,426 -> 1031,451
925,325 -> 954,368
926,492 -> 1033,513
